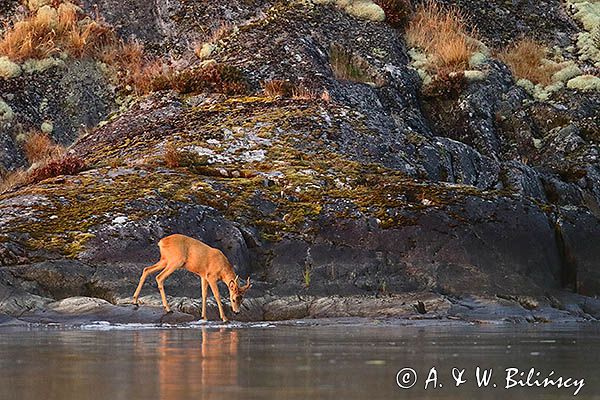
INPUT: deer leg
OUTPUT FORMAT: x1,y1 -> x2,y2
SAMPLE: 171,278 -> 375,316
208,279 -> 228,322
156,264 -> 181,313
201,277 -> 209,320
132,261 -> 166,305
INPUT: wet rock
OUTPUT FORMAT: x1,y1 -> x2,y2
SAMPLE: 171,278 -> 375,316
18,296 -> 196,324
556,210 -> 600,296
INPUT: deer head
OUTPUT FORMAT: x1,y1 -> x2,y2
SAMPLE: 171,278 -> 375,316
228,275 -> 251,313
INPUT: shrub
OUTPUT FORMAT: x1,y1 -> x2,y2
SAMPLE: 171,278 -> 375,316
373,0 -> 412,27
27,154 -> 85,183
99,40 -> 169,95
406,0 -> 478,75
151,63 -> 248,95
499,39 -> 561,86
23,131 -> 64,164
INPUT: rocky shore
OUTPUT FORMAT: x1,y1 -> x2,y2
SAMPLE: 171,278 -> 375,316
0,0 -> 599,326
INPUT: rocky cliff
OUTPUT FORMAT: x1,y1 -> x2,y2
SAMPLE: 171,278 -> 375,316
0,0 -> 598,323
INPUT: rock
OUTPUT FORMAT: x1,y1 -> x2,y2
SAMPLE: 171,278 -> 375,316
0,59 -> 115,171
18,296 -> 196,324
0,0 -> 598,325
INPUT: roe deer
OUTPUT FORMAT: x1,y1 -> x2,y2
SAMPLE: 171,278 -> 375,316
132,234 -> 251,322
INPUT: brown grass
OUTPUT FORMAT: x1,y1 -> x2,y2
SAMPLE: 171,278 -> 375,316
406,0 -> 477,75
291,85 -> 319,100
261,79 -> 296,97
102,41 -> 248,96
150,63 -> 248,95
0,1 -> 116,61
209,21 -> 233,44
329,44 -> 372,84
163,142 -> 181,168
99,40 -> 170,95
23,131 -> 64,165
27,154 -> 85,184
0,153 -> 85,193
0,169 -> 28,193
260,80 -> 329,102
193,21 -> 233,59
498,39 -> 560,85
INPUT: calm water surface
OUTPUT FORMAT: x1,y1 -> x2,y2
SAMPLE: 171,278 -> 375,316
0,320 -> 598,400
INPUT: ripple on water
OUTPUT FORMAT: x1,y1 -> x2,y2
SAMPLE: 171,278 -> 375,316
79,320 -> 276,330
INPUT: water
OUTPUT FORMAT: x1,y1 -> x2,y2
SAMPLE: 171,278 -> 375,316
0,320 -> 598,400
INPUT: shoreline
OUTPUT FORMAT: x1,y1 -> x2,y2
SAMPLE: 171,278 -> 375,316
2,290 -> 599,328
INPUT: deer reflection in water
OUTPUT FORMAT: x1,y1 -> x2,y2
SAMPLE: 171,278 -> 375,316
137,327 -> 240,399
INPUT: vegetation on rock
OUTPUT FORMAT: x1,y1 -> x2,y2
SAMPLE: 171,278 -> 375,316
406,1 -> 479,76
0,0 -> 599,314
0,1 -> 113,61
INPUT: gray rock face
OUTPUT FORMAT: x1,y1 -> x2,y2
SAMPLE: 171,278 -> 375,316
265,196 -> 565,297
80,0 -> 276,54
449,0 -> 580,48
80,202 -> 254,277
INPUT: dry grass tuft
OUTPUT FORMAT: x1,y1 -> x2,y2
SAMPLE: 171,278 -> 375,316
208,21 -> 233,44
406,0 -> 477,75
0,169 -> 28,193
27,154 -> 85,184
261,79 -> 329,102
0,1 -> 116,61
163,142 -> 181,168
0,152 -> 85,193
193,21 -> 233,59
498,39 -> 561,86
23,131 -> 64,164
261,79 -> 295,97
291,85 -> 319,100
329,44 -> 373,84
99,40 -> 169,95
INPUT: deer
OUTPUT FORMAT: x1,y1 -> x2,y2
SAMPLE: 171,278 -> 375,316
132,234 -> 251,322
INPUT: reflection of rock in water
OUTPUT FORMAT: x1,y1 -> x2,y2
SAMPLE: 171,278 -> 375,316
153,328 -> 239,399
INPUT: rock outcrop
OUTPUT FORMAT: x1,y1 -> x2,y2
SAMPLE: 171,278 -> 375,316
0,0 -> 598,323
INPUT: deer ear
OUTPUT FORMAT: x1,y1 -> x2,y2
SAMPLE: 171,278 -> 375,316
228,280 -> 236,290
